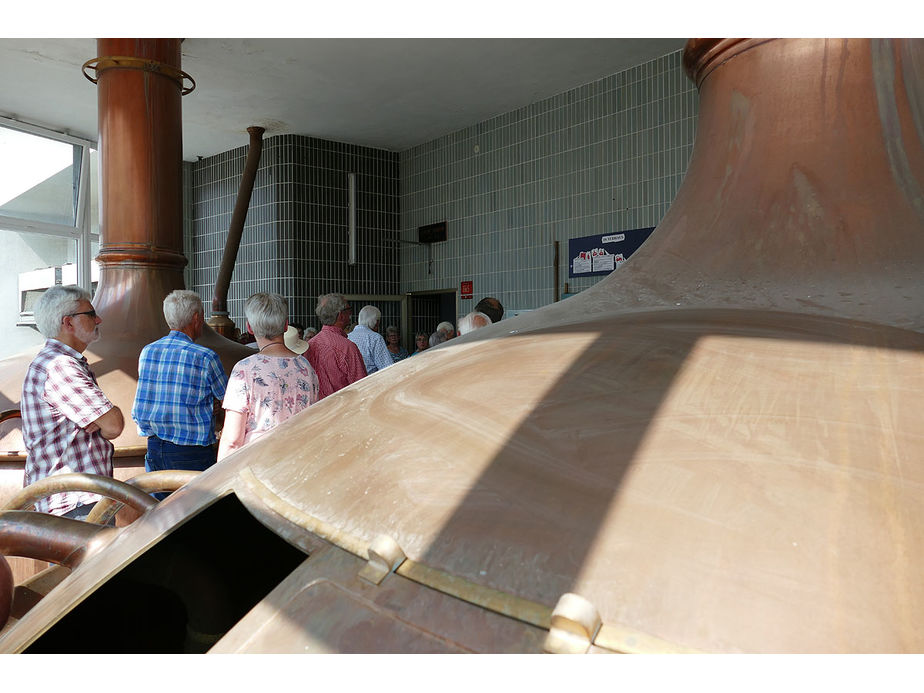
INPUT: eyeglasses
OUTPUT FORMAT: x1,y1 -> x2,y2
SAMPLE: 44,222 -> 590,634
67,310 -> 97,319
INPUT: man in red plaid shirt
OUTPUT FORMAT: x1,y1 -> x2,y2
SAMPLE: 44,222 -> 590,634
306,293 -> 366,400
20,286 -> 124,519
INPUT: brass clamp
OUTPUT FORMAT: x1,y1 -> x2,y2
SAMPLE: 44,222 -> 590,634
82,55 -> 196,95
544,592 -> 704,654
543,593 -> 602,654
358,534 -> 407,585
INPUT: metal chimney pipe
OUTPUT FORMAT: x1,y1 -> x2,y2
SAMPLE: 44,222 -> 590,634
209,125 -> 266,337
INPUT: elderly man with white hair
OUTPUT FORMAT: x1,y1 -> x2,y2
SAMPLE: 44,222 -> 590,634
428,321 -> 456,347
347,305 -> 393,375
457,311 -> 493,336
132,290 -> 228,482
20,285 -> 124,519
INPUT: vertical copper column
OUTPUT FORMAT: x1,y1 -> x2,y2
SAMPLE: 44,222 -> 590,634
85,38 -> 249,450
96,39 -> 186,279
92,38 -> 186,356
89,38 -> 249,377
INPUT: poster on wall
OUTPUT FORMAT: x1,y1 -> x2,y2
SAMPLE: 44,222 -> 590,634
568,227 -> 655,278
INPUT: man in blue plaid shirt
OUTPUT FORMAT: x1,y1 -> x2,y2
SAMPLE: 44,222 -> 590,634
132,290 -> 228,483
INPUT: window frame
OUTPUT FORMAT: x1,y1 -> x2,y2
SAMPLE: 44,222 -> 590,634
0,115 -> 98,292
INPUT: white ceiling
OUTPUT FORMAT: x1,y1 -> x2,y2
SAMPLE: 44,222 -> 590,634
0,38 -> 686,161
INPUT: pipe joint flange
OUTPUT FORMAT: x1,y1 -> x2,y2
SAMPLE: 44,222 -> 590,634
82,55 -> 196,95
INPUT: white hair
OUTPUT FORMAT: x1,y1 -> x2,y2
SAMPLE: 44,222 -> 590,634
458,311 -> 492,336
436,321 -> 454,337
244,292 -> 288,338
163,290 -> 203,331
35,285 -> 90,339
357,305 -> 381,329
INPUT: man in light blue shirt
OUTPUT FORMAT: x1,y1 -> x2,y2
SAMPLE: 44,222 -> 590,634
347,305 -> 394,375
132,290 -> 227,485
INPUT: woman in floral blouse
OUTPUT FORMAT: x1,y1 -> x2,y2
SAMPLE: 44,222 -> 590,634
217,293 -> 319,461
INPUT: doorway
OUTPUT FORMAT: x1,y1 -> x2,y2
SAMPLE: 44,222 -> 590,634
344,293 -> 409,352
344,290 -> 458,352
407,289 -> 457,343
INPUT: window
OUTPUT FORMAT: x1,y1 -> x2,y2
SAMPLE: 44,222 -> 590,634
0,117 -> 99,359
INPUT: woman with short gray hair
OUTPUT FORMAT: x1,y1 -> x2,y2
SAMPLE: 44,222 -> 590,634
384,325 -> 409,363
218,292 -> 319,461
411,331 -> 429,355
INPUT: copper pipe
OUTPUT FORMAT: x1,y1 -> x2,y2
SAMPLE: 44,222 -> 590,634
0,511 -> 113,568
209,126 -> 266,337
3,473 -> 157,514
0,409 -> 21,424
86,470 -> 201,524
95,38 -> 186,278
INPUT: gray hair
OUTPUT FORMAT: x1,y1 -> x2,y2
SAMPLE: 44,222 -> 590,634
436,321 -> 454,337
35,285 -> 90,339
244,292 -> 288,339
163,290 -> 204,331
384,325 -> 400,338
315,293 -> 349,326
357,305 -> 381,329
458,311 -> 492,336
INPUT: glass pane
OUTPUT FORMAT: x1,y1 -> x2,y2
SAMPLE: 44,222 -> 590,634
90,148 -> 99,236
91,238 -> 100,298
0,125 -> 78,226
0,228 -> 79,359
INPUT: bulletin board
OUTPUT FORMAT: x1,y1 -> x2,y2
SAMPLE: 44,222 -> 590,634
568,227 -> 655,278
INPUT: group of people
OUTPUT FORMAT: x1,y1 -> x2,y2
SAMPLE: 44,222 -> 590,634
19,286 -> 503,520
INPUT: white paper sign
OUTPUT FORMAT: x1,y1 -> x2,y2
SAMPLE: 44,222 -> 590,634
592,253 -> 614,272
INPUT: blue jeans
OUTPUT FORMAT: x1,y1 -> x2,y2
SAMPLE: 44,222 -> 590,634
145,437 -> 217,500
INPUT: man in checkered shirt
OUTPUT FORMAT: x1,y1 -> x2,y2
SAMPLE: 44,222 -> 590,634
21,285 -> 125,519
132,290 -> 227,487
306,293 -> 366,400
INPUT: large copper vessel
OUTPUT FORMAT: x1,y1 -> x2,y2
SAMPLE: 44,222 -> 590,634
1,38 -> 922,653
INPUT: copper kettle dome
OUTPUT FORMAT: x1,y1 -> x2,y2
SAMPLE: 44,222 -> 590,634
2,38 -> 923,653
